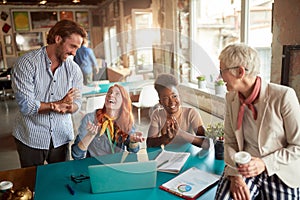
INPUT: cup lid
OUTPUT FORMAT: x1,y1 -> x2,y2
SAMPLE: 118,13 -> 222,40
234,151 -> 251,164
0,181 -> 13,190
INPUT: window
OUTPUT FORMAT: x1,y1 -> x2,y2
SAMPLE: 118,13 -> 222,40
190,0 -> 273,89
15,32 -> 43,52
132,10 -> 156,74
104,26 -> 119,67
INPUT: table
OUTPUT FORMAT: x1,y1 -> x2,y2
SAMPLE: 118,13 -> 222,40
34,144 -> 225,200
0,166 -> 36,192
107,67 -> 131,82
82,79 -> 154,98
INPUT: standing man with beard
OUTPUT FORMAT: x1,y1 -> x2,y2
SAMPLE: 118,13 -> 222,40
12,20 -> 87,168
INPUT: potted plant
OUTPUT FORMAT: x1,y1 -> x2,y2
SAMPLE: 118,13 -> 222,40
206,122 -> 224,160
196,75 -> 206,89
214,78 -> 226,95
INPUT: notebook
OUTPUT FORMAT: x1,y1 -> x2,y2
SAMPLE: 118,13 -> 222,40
88,161 -> 157,193
155,150 -> 190,174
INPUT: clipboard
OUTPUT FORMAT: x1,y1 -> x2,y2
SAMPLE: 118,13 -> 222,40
159,167 -> 220,199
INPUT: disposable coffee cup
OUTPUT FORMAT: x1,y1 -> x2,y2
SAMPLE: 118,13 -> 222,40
0,181 -> 13,193
234,151 -> 251,165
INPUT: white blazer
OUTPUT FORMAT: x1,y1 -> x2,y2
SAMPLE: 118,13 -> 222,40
224,79 -> 300,188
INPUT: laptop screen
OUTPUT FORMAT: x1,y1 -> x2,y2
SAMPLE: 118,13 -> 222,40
88,161 -> 157,193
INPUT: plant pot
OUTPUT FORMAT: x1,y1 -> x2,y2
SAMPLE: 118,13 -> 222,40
198,80 -> 206,89
215,85 -> 226,95
214,140 -> 224,160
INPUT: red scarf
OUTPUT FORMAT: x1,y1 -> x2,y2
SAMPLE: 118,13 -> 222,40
237,77 -> 261,130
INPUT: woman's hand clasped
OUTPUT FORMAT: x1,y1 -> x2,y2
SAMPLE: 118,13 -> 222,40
130,132 -> 145,143
162,116 -> 179,140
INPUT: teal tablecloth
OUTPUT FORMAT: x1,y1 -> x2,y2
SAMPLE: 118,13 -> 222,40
34,143 -> 225,200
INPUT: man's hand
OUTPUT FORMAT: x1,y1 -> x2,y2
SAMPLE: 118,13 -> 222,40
39,88 -> 80,114
51,102 -> 73,114
60,88 -> 80,104
52,88 -> 80,113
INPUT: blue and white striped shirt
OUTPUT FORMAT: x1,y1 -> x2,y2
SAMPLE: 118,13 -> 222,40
12,47 -> 83,149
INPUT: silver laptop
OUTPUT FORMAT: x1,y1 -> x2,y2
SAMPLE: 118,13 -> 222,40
88,161 -> 157,193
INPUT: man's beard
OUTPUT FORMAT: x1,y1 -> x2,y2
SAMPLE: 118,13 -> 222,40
56,42 -> 66,63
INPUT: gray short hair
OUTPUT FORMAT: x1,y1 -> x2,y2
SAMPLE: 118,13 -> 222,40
219,43 -> 260,77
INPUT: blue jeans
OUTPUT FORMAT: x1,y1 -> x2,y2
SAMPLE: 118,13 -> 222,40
83,72 -> 93,85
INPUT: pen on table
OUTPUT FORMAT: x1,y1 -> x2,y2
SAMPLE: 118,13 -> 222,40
66,184 -> 75,195
157,160 -> 169,168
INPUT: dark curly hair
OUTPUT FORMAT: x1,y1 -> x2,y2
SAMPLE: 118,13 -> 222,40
154,73 -> 178,95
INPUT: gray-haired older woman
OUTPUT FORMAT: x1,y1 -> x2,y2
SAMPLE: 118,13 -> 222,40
215,43 -> 300,200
